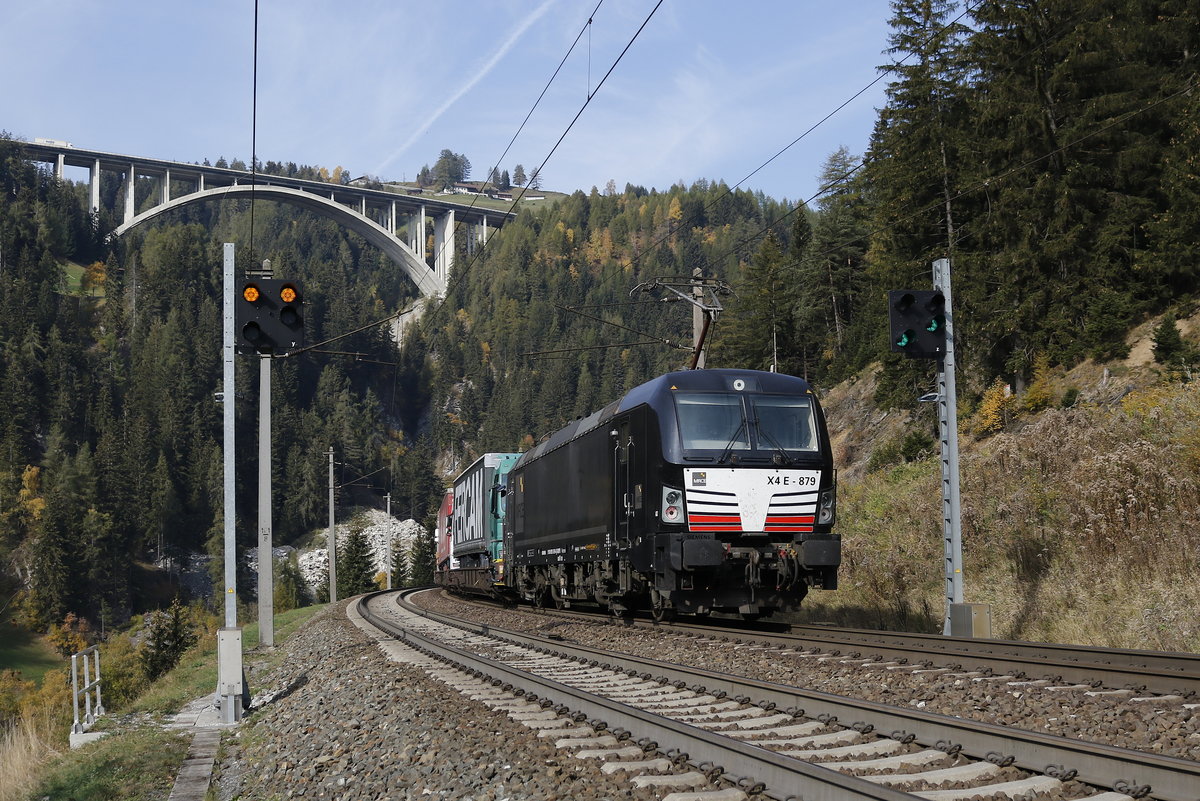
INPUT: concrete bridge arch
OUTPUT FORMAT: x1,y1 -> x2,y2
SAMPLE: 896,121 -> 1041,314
114,185 -> 444,297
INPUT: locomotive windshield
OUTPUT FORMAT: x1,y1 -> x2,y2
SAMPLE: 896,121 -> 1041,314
752,395 -> 818,452
674,392 -> 819,454
675,393 -> 750,450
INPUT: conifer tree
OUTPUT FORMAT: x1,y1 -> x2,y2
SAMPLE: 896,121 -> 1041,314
389,544 -> 411,589
1152,313 -> 1187,365
336,525 -> 377,598
408,527 -> 436,585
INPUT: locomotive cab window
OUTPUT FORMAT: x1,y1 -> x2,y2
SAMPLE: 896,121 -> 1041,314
752,396 -> 819,453
675,393 -> 750,451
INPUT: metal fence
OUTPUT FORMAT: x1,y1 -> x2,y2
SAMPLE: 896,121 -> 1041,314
70,645 -> 105,734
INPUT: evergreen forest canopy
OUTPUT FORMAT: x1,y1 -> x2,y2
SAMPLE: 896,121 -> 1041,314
1,0 -> 1197,634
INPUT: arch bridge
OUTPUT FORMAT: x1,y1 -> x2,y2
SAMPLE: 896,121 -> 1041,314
22,140 -> 514,298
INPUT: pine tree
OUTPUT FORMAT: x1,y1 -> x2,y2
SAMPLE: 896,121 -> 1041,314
336,525 -> 377,598
512,164 -> 527,187
389,544 -> 411,589
139,598 -> 198,681
408,527 -> 436,585
274,553 -> 311,612
1152,313 -> 1187,365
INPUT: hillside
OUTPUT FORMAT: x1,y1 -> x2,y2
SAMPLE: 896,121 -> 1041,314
807,310 -> 1200,652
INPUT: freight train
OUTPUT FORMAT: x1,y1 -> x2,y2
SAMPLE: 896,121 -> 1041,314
435,368 -> 839,620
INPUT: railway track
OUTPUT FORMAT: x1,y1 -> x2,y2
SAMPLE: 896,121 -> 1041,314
464,597 -> 1200,699
358,589 -> 1200,801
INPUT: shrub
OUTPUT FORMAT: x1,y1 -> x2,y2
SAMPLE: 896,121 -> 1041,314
138,599 -> 197,682
973,378 -> 1014,436
45,613 -> 91,658
1021,354 -> 1054,413
274,554 -> 312,613
98,633 -> 145,709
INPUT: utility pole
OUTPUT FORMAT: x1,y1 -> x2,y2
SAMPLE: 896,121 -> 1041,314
631,274 -> 731,370
256,351 -> 273,647
932,258 -> 966,636
328,446 -> 337,603
691,267 -> 706,369
217,243 -> 244,723
385,492 -> 392,591
244,257 -> 276,649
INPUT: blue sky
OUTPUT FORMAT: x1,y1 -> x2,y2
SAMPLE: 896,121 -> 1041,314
1,1 -> 895,204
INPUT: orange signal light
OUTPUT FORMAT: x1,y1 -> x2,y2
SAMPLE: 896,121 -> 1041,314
242,284 -> 261,303
280,285 -> 297,303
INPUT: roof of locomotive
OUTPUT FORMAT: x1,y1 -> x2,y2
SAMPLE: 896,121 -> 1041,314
513,369 -> 818,469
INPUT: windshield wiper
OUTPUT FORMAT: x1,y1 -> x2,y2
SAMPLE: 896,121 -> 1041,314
755,415 -> 794,466
717,419 -> 747,464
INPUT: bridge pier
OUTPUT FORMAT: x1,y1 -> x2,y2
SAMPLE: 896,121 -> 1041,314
90,159 -> 100,216
124,163 -> 136,224
434,209 -> 455,288
408,207 -> 427,261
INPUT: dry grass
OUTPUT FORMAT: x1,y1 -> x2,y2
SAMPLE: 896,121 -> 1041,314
801,380 -> 1200,653
0,705 -> 61,801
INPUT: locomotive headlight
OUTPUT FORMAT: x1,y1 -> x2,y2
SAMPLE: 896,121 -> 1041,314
661,487 -> 684,525
818,488 -> 836,525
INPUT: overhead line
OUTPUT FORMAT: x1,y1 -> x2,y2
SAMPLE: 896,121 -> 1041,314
576,0 -> 981,305
427,0 -> 665,329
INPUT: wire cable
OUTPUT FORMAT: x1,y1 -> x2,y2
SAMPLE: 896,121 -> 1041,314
426,0 -> 664,332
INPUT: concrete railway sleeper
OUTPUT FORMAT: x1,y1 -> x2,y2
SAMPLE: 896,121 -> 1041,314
468,594 -> 1200,701
359,591 -> 1200,801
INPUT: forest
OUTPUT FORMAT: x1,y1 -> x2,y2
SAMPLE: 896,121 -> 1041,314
0,0 -> 1196,639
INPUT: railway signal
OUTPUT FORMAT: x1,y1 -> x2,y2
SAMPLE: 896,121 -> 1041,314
888,289 -> 946,358
235,279 -> 304,355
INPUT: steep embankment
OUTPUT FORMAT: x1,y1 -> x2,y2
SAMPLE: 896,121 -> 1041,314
808,311 -> 1200,653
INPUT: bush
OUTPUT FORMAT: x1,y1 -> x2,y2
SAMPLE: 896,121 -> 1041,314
46,613 -> 91,658
138,599 -> 197,682
98,632 -> 144,709
274,554 -> 312,613
973,377 -> 1015,436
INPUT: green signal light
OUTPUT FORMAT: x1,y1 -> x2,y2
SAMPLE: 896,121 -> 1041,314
895,329 -> 915,348
927,315 -> 944,333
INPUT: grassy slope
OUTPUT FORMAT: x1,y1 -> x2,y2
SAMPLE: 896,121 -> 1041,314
796,311 -> 1200,653
0,621 -> 61,686
19,604 -> 325,801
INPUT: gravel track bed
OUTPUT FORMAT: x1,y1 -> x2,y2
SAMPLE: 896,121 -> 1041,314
416,592 -> 1200,763
217,601 -> 660,800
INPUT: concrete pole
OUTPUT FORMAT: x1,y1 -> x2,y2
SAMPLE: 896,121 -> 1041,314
933,258 -> 964,634
161,169 -> 171,205
55,153 -> 64,181
257,354 -> 274,647
385,492 -> 392,591
691,268 -> 706,369
328,447 -> 337,603
220,243 -> 243,722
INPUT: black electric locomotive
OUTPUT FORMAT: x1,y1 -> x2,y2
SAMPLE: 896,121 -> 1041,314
505,368 -> 839,620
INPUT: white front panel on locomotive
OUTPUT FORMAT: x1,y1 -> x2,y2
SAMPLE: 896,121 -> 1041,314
683,467 -> 820,533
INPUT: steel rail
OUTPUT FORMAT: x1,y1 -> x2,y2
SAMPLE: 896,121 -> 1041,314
401,590 -> 1200,801
474,598 -> 1200,697
359,591 -> 916,801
